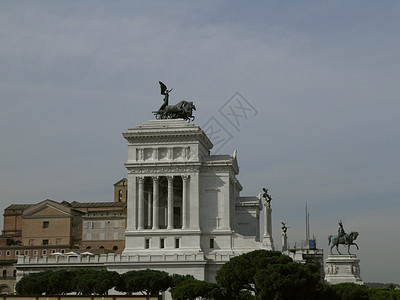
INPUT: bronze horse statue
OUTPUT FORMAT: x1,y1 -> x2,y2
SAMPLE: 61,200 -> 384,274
158,100 -> 196,121
328,231 -> 359,255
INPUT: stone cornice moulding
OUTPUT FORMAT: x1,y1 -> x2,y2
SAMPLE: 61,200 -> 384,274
126,166 -> 201,174
124,229 -> 202,236
123,121 -> 213,150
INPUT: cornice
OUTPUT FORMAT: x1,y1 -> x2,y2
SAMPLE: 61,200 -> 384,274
123,120 -> 213,150
126,164 -> 201,175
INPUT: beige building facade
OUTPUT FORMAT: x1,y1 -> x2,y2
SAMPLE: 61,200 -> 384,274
0,181 -> 127,294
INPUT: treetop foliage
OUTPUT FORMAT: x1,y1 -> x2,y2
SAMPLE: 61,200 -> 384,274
15,250 -> 399,299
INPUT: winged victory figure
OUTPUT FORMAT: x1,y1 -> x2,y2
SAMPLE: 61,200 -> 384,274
159,81 -> 172,112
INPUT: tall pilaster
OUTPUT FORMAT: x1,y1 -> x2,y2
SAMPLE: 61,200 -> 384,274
167,175 -> 174,229
137,176 -> 145,230
182,175 -> 189,229
189,171 -> 200,230
152,176 -> 159,230
147,192 -> 152,228
127,176 -> 136,230
262,203 -> 275,250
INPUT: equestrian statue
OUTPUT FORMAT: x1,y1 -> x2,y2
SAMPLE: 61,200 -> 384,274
328,220 -> 359,255
153,81 -> 196,122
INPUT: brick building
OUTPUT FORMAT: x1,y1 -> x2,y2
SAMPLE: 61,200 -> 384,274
0,179 -> 127,294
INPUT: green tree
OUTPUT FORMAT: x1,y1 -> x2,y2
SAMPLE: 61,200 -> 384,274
330,283 -> 369,300
170,275 -> 223,300
48,270 -> 75,295
116,269 -> 171,296
216,250 -> 323,300
93,270 -> 120,295
76,269 -> 101,295
254,262 -> 321,299
368,288 -> 400,300
15,270 -> 54,295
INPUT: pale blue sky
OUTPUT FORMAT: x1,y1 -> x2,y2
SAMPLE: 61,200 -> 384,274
1,1 -> 399,283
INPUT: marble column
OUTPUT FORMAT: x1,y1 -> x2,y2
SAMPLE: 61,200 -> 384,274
152,176 -> 159,230
137,176 -> 145,230
167,176 -> 174,229
182,175 -> 189,229
147,192 -> 152,228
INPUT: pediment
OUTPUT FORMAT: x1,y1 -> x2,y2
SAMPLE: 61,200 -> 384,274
23,199 -> 73,218
113,178 -> 127,187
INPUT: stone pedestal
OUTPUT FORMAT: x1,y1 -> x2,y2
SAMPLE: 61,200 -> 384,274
262,207 -> 275,250
281,233 -> 287,251
324,255 -> 363,285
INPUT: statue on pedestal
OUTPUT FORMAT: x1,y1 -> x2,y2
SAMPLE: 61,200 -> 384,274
325,221 -> 363,284
328,221 -> 360,255
281,222 -> 289,234
281,222 -> 289,251
261,187 -> 275,250
262,188 -> 272,208
153,81 -> 196,122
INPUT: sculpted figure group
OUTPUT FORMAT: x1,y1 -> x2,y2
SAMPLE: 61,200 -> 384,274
153,81 -> 196,122
328,220 -> 359,255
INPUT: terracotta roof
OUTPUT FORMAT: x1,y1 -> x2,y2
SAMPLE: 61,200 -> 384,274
4,204 -> 34,210
70,201 -> 126,208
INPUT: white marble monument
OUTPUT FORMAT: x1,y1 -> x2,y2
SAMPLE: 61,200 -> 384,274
113,119 -> 269,281
15,119 -> 271,288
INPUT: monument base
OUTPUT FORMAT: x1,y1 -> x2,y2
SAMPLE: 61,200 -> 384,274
262,235 -> 275,251
324,254 -> 363,285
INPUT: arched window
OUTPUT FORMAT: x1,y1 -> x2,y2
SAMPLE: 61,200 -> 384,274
13,270 -> 17,277
118,190 -> 122,202
15,250 -> 20,256
2,270 -> 6,278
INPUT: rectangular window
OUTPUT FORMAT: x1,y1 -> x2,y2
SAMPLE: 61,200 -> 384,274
86,233 -> 92,240
160,238 -> 165,249
175,238 -> 180,249
42,239 -> 49,245
210,238 -> 215,249
145,238 -> 150,249
100,233 -> 105,240
87,221 -> 93,229
100,221 -> 105,229
29,239 -> 35,246
43,221 -> 49,228
113,232 -> 119,240
114,220 -> 119,228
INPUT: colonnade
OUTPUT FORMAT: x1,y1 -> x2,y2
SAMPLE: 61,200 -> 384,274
132,175 -> 190,230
